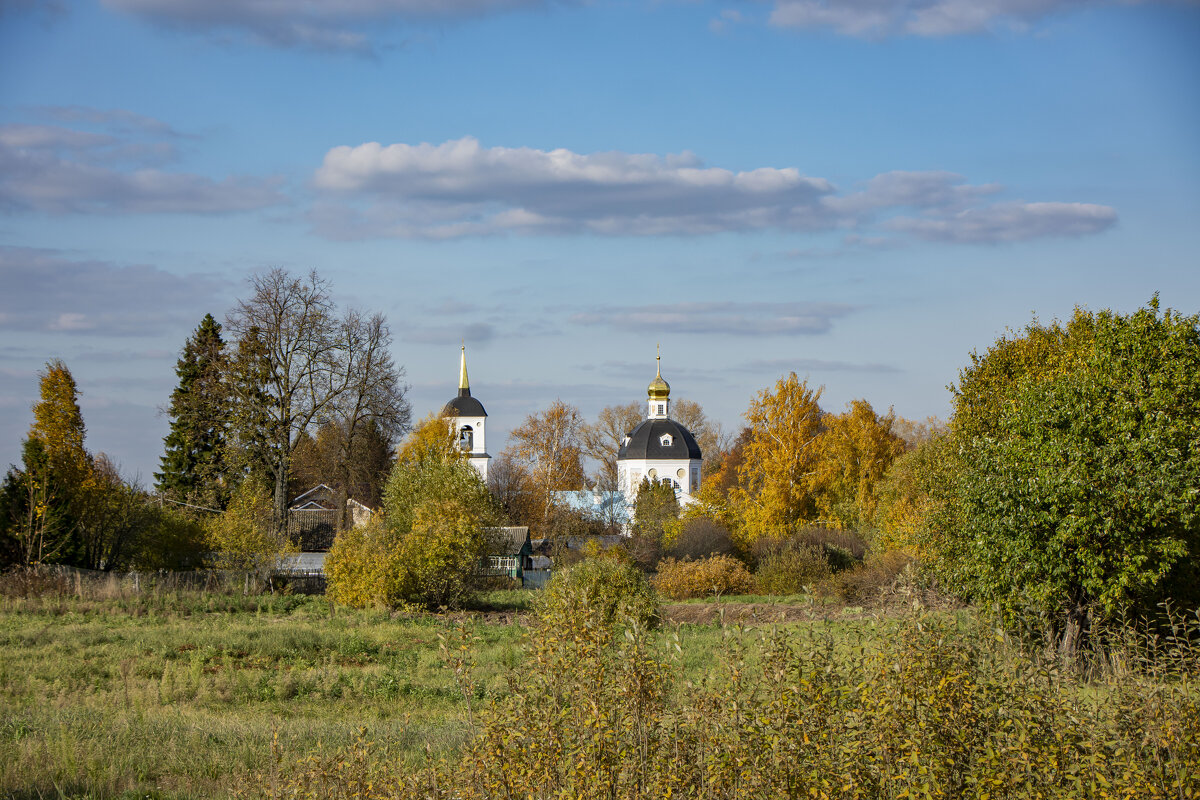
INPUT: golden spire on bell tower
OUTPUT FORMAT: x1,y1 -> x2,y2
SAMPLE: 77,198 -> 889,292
459,343 -> 470,396
647,343 -> 670,400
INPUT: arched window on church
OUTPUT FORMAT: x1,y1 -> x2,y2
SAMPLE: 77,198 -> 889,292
458,426 -> 473,451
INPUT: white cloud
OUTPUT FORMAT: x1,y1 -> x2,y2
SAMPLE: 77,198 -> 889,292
310,136 -> 1116,243
104,0 -> 549,52
768,0 -> 1096,37
312,136 -> 835,238
0,109 -> 286,214
0,246 -> 225,336
571,302 -> 856,336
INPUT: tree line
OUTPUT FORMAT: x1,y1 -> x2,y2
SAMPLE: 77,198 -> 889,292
2,275 -> 1196,657
0,268 -> 411,573
476,297 -> 1199,656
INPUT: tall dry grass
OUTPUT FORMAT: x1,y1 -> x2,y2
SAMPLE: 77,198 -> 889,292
254,606 -> 1200,800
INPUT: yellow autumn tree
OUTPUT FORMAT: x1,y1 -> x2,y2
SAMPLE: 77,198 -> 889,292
872,435 -> 950,556
11,360 -> 93,565
327,414 -> 498,609
812,400 -> 906,531
29,359 -> 90,484
396,413 -> 462,468
205,476 -> 294,575
730,373 -> 825,549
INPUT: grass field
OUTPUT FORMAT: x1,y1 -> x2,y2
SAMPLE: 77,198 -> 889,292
2,581 -> 1197,799
0,589 -> 528,798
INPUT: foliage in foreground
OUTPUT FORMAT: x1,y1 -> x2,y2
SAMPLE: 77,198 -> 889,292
259,607 -> 1200,800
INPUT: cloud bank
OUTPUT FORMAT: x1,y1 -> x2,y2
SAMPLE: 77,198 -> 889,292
571,302 -> 856,337
104,0 -> 548,52
0,109 -> 286,215
311,137 -> 1117,243
0,246 -> 224,336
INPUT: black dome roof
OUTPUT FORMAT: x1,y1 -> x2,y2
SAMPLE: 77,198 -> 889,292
617,418 -> 701,461
443,388 -> 487,418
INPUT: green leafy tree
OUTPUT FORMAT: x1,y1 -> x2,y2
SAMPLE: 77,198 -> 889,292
129,504 -> 208,570
156,314 -> 231,510
630,477 -> 678,570
205,476 -> 293,576
927,299 -> 1200,655
76,454 -> 152,571
327,421 -> 498,609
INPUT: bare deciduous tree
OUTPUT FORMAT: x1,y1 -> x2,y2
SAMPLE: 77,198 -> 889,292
225,269 -> 408,538
580,402 -> 641,491
672,398 -> 731,477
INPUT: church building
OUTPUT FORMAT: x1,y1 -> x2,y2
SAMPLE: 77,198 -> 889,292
442,346 -> 490,481
616,352 -> 703,507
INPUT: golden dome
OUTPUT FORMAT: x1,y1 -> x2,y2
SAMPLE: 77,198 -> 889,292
647,348 -> 670,400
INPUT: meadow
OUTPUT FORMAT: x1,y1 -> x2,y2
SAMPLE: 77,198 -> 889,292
1,575 -> 1197,799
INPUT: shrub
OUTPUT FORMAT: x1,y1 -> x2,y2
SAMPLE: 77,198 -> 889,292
653,555 -> 755,600
326,429 -> 500,611
327,497 -> 495,611
750,526 -> 866,571
537,557 -> 658,633
666,517 -> 735,560
325,515 -> 395,609
391,497 -> 494,609
205,478 -> 292,575
821,550 -> 914,603
754,545 -> 831,595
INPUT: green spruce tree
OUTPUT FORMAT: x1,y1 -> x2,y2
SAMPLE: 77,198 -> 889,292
226,324 -> 280,489
156,314 -> 231,510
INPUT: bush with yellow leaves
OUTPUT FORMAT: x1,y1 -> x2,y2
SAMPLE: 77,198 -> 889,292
652,554 -> 755,600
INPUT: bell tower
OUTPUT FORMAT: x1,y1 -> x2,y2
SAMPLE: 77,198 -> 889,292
442,345 -> 490,481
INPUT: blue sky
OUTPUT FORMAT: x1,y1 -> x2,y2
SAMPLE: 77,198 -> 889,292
2,0 -> 1198,485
